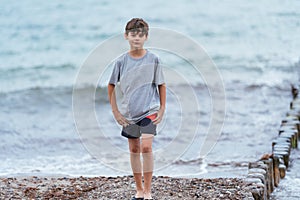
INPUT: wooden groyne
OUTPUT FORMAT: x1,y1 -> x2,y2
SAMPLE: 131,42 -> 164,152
244,85 -> 300,200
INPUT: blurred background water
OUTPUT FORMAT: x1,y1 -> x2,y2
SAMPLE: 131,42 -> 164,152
0,1 -> 299,197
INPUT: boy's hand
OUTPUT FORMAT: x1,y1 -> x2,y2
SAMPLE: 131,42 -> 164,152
113,110 -> 129,127
153,108 -> 164,125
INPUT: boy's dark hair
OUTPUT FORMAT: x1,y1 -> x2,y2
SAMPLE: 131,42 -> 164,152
125,18 -> 149,36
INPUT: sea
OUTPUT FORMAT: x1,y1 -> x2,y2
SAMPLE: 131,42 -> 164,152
0,0 -> 300,199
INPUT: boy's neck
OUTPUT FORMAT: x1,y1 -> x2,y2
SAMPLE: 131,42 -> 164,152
128,48 -> 147,59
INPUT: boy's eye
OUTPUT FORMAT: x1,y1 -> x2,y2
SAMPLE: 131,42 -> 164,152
130,32 -> 145,37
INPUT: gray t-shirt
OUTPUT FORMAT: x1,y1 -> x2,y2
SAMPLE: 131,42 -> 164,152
109,50 -> 165,123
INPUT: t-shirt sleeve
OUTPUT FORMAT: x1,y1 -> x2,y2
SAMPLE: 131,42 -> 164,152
108,60 -> 120,85
153,57 -> 165,85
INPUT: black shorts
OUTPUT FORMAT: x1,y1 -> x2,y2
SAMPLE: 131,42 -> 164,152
121,117 -> 157,139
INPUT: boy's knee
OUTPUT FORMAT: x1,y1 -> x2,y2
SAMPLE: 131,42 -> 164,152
130,146 -> 140,153
142,146 -> 152,153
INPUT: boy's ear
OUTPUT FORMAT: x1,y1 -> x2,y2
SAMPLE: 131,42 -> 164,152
124,33 -> 128,40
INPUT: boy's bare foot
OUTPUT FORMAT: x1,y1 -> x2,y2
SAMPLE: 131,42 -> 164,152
144,192 -> 152,199
135,190 -> 144,198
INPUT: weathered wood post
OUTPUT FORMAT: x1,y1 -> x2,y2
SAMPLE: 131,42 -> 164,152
272,155 -> 280,187
248,162 -> 268,199
262,158 -> 274,193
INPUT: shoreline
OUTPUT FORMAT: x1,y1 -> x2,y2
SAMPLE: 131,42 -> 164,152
0,175 -> 253,200
0,165 -> 248,179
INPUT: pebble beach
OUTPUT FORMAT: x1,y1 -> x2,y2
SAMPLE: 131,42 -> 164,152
0,176 -> 254,200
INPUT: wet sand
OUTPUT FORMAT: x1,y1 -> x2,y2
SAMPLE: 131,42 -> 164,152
0,175 -> 254,199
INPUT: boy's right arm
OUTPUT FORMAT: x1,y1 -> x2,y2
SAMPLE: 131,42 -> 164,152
108,84 -> 129,127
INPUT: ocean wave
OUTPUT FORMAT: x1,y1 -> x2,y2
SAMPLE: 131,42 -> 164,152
219,57 -> 300,73
0,76 -> 296,97
0,63 -> 78,94
0,63 -> 77,73
0,85 -> 110,106
244,83 -> 291,91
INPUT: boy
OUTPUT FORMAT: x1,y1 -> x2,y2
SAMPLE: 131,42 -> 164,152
108,18 -> 166,200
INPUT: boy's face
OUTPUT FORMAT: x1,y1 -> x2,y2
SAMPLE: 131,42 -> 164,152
125,29 -> 148,50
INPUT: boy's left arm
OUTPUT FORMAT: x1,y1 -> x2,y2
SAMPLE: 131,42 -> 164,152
153,83 -> 166,125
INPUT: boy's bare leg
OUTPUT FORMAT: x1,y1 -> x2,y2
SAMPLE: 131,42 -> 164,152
141,134 -> 154,199
128,138 -> 144,198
